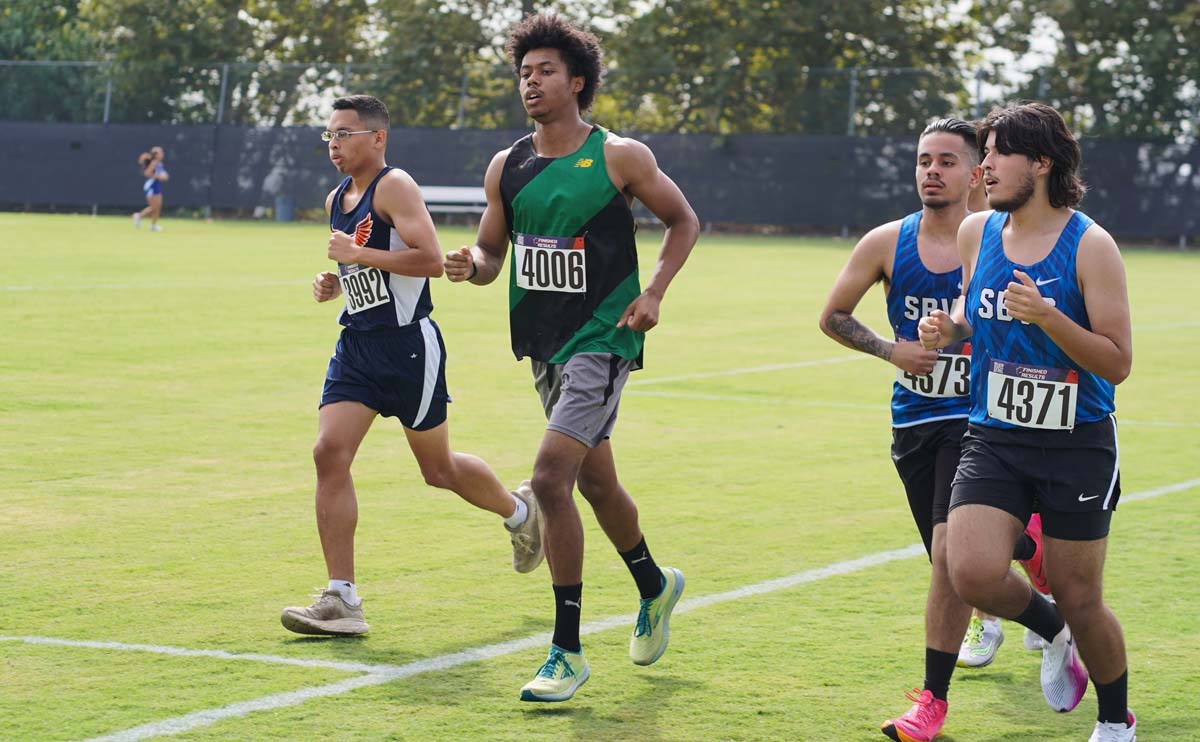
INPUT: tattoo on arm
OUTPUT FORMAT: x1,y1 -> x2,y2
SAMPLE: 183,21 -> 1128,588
826,311 -> 893,362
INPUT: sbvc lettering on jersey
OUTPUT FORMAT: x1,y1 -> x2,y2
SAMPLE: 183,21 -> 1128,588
903,295 -> 953,321
976,288 -> 1056,324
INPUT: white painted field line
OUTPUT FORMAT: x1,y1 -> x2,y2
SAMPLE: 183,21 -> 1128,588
625,355 -> 867,387
626,392 -> 1200,428
2,280 -> 303,292
0,636 -> 400,674
1132,321 -> 1200,332
69,476 -> 1200,741
626,389 -> 879,410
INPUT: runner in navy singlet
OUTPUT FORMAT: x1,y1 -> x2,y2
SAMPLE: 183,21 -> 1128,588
280,95 -> 544,639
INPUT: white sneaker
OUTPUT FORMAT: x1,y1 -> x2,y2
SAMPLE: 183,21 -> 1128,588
132,212 -> 142,228
1041,625 -> 1087,712
1089,710 -> 1136,741
280,589 -> 368,635
1023,626 -> 1046,650
958,615 -> 1004,668
150,224 -> 163,232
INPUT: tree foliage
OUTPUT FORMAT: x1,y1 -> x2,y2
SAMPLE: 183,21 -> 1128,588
972,0 -> 1200,139
2,0 -> 1196,138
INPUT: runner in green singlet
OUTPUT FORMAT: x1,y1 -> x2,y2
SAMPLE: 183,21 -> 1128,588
444,13 -> 700,703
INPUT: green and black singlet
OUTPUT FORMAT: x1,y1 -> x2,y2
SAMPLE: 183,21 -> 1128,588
500,126 -> 643,365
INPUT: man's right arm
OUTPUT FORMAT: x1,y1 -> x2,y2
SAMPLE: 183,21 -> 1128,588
314,188 -> 341,302
818,224 -> 936,375
445,150 -> 510,285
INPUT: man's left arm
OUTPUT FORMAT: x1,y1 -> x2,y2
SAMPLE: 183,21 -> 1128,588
1003,226 -> 1132,384
607,137 -> 700,332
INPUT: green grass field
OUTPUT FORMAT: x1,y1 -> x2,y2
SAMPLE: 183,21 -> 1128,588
2,213 -> 1197,741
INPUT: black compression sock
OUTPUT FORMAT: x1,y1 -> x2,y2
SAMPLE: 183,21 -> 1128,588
619,537 -> 664,600
924,647 -> 958,702
1094,670 -> 1129,725
1014,589 -> 1065,643
551,583 -> 583,652
1012,533 -> 1036,561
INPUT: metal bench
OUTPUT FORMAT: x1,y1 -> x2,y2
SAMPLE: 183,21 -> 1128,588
420,185 -> 486,214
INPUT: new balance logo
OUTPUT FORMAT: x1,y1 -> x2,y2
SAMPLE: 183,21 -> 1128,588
1078,493 -> 1100,502
573,158 -> 594,168
1035,276 -> 1061,287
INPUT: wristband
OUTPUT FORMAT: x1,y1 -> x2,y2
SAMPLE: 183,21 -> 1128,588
467,261 -> 478,280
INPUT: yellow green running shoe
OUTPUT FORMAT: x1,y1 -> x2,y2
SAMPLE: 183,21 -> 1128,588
629,566 -> 685,666
519,645 -> 589,702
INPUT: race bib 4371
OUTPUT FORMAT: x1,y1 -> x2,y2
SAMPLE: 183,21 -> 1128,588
986,359 -> 1078,430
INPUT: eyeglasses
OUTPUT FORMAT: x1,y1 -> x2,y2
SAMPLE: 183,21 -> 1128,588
320,129 -> 379,142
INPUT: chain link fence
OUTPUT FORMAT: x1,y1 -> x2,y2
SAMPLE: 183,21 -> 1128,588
0,59 -> 1123,137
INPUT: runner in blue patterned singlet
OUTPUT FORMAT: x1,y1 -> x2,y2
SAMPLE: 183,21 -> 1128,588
132,146 -> 168,232
820,119 -> 1027,742
280,95 -> 545,639
920,103 -> 1136,741
444,15 -> 699,704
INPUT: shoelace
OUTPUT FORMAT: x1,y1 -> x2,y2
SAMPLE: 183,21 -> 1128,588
510,531 -> 536,554
964,618 -> 983,646
536,649 -> 574,679
634,598 -> 654,638
902,689 -> 939,725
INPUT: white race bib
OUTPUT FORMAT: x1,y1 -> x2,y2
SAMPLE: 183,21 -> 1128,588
986,359 -> 1078,430
897,343 -> 971,398
339,265 -> 391,315
514,232 -> 587,293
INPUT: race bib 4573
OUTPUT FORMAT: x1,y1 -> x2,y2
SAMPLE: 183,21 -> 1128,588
986,359 -> 1078,430
514,232 -> 586,293
897,342 -> 971,398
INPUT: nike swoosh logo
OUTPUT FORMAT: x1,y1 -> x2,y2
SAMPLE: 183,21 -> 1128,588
1078,493 -> 1100,502
1035,277 -> 1061,287
630,555 -> 648,564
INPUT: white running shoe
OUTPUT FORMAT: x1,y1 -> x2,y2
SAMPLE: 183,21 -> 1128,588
280,589 -> 368,635
958,616 -> 1005,668
506,480 -> 544,573
1040,625 -> 1087,712
132,212 -> 142,228
1089,710 -> 1136,741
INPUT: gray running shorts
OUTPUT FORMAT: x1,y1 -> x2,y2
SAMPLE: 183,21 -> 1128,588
531,352 -> 638,448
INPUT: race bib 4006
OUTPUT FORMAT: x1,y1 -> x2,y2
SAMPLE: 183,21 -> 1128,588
986,359 -> 1078,430
339,264 -> 391,314
514,232 -> 586,293
897,342 -> 971,398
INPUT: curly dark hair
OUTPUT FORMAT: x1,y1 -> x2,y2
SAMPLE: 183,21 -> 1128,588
978,103 -> 1086,208
506,13 -> 604,112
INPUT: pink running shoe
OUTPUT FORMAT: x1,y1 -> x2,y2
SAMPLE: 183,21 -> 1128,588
1019,513 -> 1052,594
881,688 -> 948,742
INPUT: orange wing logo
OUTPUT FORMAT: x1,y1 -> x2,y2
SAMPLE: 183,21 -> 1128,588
354,213 -> 373,246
